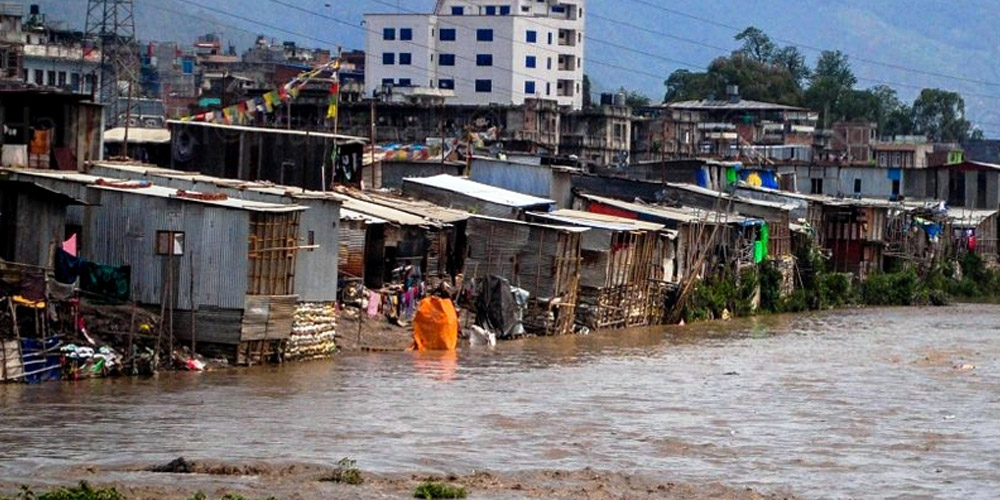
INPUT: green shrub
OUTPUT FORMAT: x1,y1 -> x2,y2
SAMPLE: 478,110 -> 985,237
413,482 -> 467,500
320,457 -> 363,485
2,483 -> 124,500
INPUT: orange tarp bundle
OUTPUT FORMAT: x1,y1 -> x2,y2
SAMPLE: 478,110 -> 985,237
412,297 -> 459,351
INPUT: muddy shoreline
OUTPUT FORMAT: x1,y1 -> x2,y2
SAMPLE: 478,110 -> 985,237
0,459 -> 798,499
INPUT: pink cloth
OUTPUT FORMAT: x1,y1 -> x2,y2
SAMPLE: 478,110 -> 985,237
367,291 -> 380,317
62,234 -> 78,257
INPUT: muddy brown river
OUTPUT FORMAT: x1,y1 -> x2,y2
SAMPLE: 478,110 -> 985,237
2,305 -> 1000,499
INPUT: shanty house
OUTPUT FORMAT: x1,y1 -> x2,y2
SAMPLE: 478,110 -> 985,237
0,178 -> 83,267
6,169 -> 307,364
527,210 -> 675,330
403,174 -> 555,219
464,215 -> 584,337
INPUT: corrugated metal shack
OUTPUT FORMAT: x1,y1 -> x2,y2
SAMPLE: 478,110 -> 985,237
469,156 -> 578,209
168,120 -> 367,191
0,179 -> 84,267
656,182 -> 794,258
817,198 -> 889,278
464,215 -> 584,336
950,208 -> 999,264
526,210 -> 676,330
337,193 -> 439,289
574,193 -> 764,279
403,174 -> 555,219
5,169 -> 307,364
375,160 -> 465,189
0,88 -> 103,171
353,190 -> 471,280
85,162 -> 345,303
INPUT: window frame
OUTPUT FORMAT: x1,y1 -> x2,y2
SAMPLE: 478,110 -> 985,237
475,79 -> 493,93
477,29 -> 494,42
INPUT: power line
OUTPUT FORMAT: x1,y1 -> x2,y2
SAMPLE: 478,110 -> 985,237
618,0 -> 1000,89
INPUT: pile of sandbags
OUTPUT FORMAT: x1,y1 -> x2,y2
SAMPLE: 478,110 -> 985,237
287,302 -> 337,360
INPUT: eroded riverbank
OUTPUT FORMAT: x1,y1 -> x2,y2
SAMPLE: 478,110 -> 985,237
2,305 -> 999,499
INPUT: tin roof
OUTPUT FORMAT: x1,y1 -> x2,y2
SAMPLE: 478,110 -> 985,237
666,182 -> 796,211
339,195 -> 435,227
167,120 -> 368,143
666,99 -> 807,112
948,208 -> 998,228
529,209 -> 666,232
577,193 -> 755,225
470,214 -> 589,233
5,169 -> 304,213
104,127 -> 171,144
348,190 -> 470,223
404,174 -> 556,208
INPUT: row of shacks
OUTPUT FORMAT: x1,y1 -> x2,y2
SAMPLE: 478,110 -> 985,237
3,158 -> 999,373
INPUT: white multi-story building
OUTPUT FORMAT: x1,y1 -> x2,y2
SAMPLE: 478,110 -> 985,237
364,0 -> 585,109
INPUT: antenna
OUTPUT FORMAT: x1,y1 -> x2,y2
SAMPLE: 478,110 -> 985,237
84,0 -> 140,129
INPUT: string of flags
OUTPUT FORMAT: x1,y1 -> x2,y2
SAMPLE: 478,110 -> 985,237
180,59 -> 341,125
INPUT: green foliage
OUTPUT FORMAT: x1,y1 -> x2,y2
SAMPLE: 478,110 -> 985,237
912,88 -> 972,142
3,483 -> 124,500
186,494 -> 277,500
413,482 -> 467,500
860,268 -> 920,306
320,457 -> 364,485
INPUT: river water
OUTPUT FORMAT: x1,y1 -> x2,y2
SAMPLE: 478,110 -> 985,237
2,305 -> 1000,499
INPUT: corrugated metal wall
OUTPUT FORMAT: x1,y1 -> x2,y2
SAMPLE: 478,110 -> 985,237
83,190 -> 250,309
470,159 -> 553,199
83,167 -> 340,303
339,219 -> 368,280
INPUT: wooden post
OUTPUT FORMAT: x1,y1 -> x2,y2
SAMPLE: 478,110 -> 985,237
189,254 -> 196,355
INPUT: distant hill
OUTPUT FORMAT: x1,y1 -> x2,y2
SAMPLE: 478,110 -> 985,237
34,0 -> 1000,136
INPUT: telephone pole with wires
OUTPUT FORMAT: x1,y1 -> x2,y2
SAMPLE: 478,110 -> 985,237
85,0 -> 140,133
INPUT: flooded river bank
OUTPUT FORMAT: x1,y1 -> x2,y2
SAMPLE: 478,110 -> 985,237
2,305 -> 1000,498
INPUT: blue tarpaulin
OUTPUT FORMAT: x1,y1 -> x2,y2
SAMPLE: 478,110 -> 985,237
20,337 -> 62,383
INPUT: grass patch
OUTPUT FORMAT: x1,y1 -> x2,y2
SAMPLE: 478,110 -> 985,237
319,457 -> 364,485
2,482 -> 124,500
413,481 -> 467,499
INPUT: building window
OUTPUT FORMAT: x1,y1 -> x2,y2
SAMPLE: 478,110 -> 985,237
451,6 -> 464,15
526,30 -> 537,43
546,82 -> 551,95
34,69 -> 43,84
891,179 -> 901,197
399,28 -> 413,40
307,231 -> 315,248
440,28 -> 456,41
381,78 -> 394,86
383,28 -> 396,40
547,57 -> 552,70
439,79 -> 455,89
476,53 -> 493,66
485,6 -> 496,15
854,179 -> 862,194
398,78 -> 412,86
552,5 -> 566,13
70,73 -> 80,91
810,178 -> 824,195
382,52 -> 395,65
547,32 -> 553,44
524,81 -> 536,94
399,52 -> 412,65
156,231 -> 185,256
477,29 -> 494,41
475,79 -> 492,92
57,72 -> 66,87
500,5 -> 511,15
439,53 -> 455,66
47,70 -> 56,86
525,55 -> 536,68
521,5 -> 530,12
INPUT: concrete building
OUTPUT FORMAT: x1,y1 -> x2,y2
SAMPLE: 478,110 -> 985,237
560,103 -> 631,167
0,3 -> 25,83
18,4 -> 101,96
364,0 -> 585,109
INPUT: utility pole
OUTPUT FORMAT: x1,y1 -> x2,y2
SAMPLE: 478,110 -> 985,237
85,0 -> 140,133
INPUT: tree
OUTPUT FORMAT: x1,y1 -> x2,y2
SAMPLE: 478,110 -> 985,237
912,88 -> 971,142
582,74 -> 592,108
805,50 -> 859,125
663,69 -> 712,102
812,50 -> 857,88
735,26 -> 777,63
970,128 -> 986,140
772,46 -> 811,86
619,87 -> 652,108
